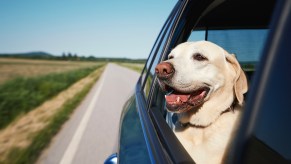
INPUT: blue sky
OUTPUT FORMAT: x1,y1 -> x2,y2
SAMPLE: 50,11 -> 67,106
0,1 -> 176,59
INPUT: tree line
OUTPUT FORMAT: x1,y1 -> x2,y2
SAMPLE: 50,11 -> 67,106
0,52 -> 146,63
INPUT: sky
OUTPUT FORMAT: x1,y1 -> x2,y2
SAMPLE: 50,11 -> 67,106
0,1 -> 177,59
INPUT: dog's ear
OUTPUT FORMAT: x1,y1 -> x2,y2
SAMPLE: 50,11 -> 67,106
226,54 -> 248,105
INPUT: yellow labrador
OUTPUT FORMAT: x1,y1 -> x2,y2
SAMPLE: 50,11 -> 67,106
155,41 -> 248,164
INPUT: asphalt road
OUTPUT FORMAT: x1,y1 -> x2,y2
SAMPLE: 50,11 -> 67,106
37,63 -> 140,164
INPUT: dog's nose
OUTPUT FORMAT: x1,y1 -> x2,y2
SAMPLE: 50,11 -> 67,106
155,62 -> 174,80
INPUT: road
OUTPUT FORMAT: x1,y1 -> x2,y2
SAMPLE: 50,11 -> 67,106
37,63 -> 140,164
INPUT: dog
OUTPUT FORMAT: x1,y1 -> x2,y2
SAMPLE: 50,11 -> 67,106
155,41 -> 248,164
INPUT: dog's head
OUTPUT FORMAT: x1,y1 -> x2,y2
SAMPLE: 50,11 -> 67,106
155,41 -> 248,126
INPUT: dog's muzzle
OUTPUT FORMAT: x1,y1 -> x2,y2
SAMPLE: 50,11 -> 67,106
155,62 -> 175,80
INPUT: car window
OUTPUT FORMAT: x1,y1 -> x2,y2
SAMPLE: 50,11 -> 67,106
187,30 -> 206,41
142,20 -> 170,100
188,29 -> 269,81
158,28 -> 270,128
141,20 -> 168,98
142,6 -> 179,101
152,28 -> 272,163
189,29 -> 269,61
159,12 -> 275,140
143,0 -> 279,163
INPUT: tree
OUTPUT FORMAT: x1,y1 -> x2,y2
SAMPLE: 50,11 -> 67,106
67,52 -> 72,60
62,52 -> 67,60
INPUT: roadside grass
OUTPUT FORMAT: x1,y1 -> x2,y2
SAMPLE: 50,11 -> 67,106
0,64 -> 103,130
0,57 -> 101,84
4,74 -> 99,164
0,65 -> 105,164
116,62 -> 145,73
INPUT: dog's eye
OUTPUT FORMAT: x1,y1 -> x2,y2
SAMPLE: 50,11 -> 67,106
168,56 -> 174,59
193,53 -> 207,61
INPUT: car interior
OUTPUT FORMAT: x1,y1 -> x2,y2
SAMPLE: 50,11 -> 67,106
133,0 -> 287,163
152,0 -> 276,130
139,0 -> 277,162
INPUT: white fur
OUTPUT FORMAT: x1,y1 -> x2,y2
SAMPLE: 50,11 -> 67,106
160,41 -> 248,164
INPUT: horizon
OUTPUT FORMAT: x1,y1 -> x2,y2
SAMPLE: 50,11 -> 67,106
0,1 -> 176,59
0,51 -> 148,60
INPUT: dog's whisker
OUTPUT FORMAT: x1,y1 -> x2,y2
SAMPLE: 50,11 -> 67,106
166,89 -> 174,95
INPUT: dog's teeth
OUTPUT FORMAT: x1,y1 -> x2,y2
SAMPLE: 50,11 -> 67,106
177,96 -> 180,102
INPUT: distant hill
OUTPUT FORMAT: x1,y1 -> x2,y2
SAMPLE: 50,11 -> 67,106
0,51 -> 54,58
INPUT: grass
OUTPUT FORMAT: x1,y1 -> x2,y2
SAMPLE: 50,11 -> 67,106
0,65 -> 105,164
0,64 -> 103,130
117,62 -> 145,73
0,57 -> 101,84
4,76 -> 98,164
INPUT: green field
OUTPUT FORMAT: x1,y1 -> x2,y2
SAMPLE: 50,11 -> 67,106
2,68 -> 104,164
0,58 -> 102,84
0,58 -> 104,129
0,65 -> 103,130
117,62 -> 145,73
0,58 -> 105,163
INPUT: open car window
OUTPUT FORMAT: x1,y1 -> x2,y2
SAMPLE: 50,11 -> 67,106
162,28 -> 271,132
189,29 -> 268,62
145,0 -> 277,163
188,28 -> 269,82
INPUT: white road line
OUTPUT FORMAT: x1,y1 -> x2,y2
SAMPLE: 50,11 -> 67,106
60,68 -> 107,164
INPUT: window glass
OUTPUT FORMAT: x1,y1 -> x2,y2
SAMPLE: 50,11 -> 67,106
142,44 -> 159,99
142,27 -> 166,99
141,26 -> 165,91
144,25 -> 172,99
188,29 -> 268,82
140,3 -> 181,91
187,30 -> 206,41
143,9 -> 178,100
188,29 -> 268,62
207,29 -> 268,62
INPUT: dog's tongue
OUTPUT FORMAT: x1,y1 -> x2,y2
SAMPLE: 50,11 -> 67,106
165,93 -> 189,103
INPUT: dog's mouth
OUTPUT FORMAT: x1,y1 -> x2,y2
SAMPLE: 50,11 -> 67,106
164,86 -> 210,113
